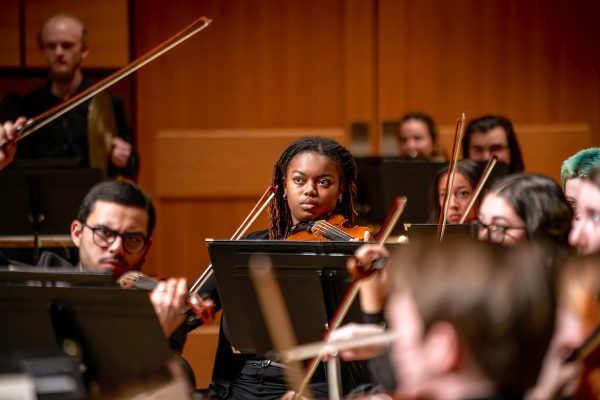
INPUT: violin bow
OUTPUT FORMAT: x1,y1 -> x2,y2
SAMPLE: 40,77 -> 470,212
458,156 -> 497,224
294,196 -> 407,399
189,185 -> 277,295
281,330 -> 396,364
1,16 -> 212,149
436,113 -> 466,242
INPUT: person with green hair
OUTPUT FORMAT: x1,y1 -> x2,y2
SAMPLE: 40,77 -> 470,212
560,148 -> 600,211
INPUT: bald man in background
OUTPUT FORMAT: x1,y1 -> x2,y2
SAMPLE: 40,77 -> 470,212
2,13 -> 138,180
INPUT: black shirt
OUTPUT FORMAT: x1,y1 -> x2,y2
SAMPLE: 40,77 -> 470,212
13,79 -> 139,180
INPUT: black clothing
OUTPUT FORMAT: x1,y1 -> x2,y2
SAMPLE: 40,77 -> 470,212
360,311 -> 396,392
205,229 -> 285,398
0,251 -> 10,265
12,79 -> 139,180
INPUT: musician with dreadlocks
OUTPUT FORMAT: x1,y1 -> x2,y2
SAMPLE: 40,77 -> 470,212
202,136 -> 364,399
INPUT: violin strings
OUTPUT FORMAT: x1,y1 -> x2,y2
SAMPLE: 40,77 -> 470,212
312,220 -> 354,241
137,276 -> 159,290
127,272 -> 159,291
313,222 -> 353,240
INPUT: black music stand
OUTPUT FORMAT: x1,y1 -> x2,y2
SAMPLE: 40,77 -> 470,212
208,240 -> 369,355
355,157 -> 510,232
355,157 -> 446,226
209,239 -> 397,393
0,164 -> 102,263
0,164 -> 102,235
0,285 -> 173,397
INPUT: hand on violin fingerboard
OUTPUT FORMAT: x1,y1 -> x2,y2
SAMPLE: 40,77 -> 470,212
150,277 -> 189,337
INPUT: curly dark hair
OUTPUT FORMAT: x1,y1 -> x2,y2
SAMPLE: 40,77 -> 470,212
268,136 -> 357,239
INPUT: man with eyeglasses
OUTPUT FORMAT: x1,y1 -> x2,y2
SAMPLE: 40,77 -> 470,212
70,180 -> 153,276
0,179 -> 198,391
0,176 -> 190,341
78,180 -> 189,339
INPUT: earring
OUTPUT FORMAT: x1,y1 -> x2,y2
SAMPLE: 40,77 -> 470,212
283,193 -> 288,200
338,194 -> 343,202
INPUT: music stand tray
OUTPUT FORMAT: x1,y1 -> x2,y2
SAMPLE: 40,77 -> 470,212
396,223 -> 473,242
0,267 -> 115,287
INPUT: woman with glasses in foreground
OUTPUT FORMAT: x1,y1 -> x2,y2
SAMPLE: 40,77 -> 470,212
475,173 -> 572,249
475,173 -> 586,400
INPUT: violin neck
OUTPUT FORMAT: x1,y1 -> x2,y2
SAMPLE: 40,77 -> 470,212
132,276 -> 159,291
118,271 -> 159,291
321,227 -> 354,241
312,220 -> 354,241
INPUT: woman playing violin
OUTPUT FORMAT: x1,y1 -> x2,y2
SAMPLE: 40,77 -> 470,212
208,136 -> 364,400
248,135 -> 362,240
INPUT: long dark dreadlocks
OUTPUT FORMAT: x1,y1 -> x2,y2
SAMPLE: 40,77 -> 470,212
268,136 -> 358,239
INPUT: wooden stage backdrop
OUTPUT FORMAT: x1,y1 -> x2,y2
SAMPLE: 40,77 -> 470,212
1,0 -> 599,388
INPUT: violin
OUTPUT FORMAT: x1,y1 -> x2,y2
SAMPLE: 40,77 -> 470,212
285,214 -> 370,241
118,270 -> 216,324
116,186 -> 277,326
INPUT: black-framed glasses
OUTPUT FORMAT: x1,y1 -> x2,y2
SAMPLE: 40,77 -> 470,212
470,221 -> 527,244
82,223 -> 148,254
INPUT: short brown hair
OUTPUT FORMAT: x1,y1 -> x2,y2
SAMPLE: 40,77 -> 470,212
390,238 -> 557,396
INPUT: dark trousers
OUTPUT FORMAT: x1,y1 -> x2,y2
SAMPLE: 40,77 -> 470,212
209,361 -> 328,400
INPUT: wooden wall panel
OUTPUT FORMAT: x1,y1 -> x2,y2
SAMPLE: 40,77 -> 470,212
0,0 -> 21,67
182,322 -> 220,389
134,0 -> 347,192
156,128 -> 345,198
343,1 -> 377,150
151,199 -> 271,278
378,0 -> 600,159
24,0 -> 129,68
